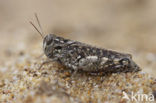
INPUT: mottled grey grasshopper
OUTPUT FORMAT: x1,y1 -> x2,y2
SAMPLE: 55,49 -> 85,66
30,14 -> 141,74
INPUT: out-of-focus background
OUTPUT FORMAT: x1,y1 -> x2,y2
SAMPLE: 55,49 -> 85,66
0,0 -> 156,75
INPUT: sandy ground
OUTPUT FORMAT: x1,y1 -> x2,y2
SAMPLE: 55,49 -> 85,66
0,0 -> 156,102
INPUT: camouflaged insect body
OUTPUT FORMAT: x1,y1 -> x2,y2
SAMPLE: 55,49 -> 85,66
43,34 -> 141,73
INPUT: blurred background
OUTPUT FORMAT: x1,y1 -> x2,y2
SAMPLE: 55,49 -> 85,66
0,0 -> 156,75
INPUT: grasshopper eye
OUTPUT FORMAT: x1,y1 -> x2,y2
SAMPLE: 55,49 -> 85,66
44,34 -> 54,46
46,39 -> 52,45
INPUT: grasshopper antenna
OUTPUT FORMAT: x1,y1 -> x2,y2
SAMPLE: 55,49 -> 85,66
30,21 -> 44,39
29,13 -> 44,39
35,13 -> 44,36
